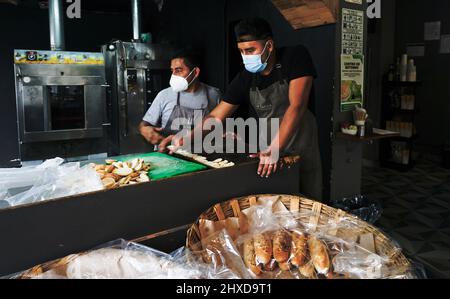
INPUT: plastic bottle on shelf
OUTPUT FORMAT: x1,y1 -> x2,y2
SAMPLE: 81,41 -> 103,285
400,54 -> 408,82
407,59 -> 417,82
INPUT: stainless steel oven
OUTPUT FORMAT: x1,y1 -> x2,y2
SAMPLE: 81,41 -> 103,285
103,41 -> 173,156
14,50 -> 109,161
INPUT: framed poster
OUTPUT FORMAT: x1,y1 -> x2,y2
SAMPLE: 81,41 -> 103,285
341,54 -> 364,112
342,8 -> 364,55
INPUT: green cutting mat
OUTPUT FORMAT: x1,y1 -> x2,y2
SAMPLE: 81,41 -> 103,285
87,152 -> 207,181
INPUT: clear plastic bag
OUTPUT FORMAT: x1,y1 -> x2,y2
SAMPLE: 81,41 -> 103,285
2,158 -> 104,208
0,158 -> 65,205
13,239 -> 206,279
187,230 -> 252,279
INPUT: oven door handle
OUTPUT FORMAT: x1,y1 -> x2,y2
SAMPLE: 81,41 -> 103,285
119,91 -> 129,137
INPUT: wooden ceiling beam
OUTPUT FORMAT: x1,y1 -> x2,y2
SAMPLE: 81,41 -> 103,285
272,0 -> 339,30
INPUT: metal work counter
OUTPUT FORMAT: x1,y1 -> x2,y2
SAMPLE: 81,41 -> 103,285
0,156 -> 300,276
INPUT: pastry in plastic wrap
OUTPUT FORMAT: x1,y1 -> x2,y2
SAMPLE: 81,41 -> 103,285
254,233 -> 273,265
243,238 -> 262,276
65,248 -> 202,279
273,230 -> 292,264
308,236 -> 330,275
291,231 -> 308,267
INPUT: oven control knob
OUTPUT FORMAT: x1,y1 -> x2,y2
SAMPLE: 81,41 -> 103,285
23,77 -> 31,83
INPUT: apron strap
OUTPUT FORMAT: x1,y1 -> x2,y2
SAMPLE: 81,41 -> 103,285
251,74 -> 258,91
251,63 -> 286,91
275,63 -> 286,84
203,84 -> 210,110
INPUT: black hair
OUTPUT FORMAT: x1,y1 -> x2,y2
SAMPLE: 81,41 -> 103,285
234,18 -> 273,42
170,48 -> 201,71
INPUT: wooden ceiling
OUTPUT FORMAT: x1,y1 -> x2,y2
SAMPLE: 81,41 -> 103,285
271,0 -> 339,30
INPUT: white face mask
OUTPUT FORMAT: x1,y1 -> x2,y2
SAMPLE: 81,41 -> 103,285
170,68 -> 196,93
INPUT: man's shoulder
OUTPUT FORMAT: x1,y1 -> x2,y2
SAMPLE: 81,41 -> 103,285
158,87 -> 174,97
230,70 -> 253,85
279,44 -> 310,59
155,87 -> 177,102
202,83 -> 222,97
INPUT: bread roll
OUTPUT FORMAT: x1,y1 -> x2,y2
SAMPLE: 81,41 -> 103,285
273,230 -> 292,263
254,233 -> 273,265
243,238 -> 262,276
307,236 -> 330,275
291,232 -> 307,267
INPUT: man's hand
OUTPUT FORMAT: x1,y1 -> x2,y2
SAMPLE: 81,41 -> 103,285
250,148 -> 280,178
158,135 -> 174,153
159,133 -> 186,154
140,125 -> 165,145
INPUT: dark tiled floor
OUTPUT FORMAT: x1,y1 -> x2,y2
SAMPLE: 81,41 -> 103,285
362,160 -> 450,278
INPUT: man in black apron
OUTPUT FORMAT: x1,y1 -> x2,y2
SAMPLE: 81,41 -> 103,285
140,50 -> 221,150
172,18 -> 323,200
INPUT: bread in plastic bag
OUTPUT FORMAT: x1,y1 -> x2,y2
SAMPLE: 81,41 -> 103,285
12,239 -> 205,279
194,196 -> 423,279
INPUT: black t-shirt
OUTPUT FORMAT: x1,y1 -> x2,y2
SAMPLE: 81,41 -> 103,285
224,45 -> 317,117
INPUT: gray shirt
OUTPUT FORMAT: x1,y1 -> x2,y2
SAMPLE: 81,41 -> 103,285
143,83 -> 221,128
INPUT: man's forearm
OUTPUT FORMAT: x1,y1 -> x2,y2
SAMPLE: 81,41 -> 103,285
139,121 -> 154,134
271,104 -> 307,152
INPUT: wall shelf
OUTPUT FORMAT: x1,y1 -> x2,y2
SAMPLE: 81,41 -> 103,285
380,78 -> 421,170
336,132 -> 400,143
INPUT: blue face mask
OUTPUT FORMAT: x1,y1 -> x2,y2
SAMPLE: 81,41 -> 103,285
242,42 -> 272,73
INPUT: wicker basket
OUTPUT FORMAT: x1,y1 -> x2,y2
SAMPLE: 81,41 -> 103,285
186,194 -> 411,271
14,254 -> 80,279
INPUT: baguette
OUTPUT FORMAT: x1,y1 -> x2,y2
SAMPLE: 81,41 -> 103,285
254,233 -> 273,265
273,230 -> 292,263
243,238 -> 262,276
291,232 -> 308,267
307,236 -> 330,275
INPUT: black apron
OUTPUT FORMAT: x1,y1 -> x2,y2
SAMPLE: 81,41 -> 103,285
161,84 -> 211,137
250,64 -> 323,200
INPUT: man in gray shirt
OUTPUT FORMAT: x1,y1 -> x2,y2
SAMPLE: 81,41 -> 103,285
139,50 -> 221,146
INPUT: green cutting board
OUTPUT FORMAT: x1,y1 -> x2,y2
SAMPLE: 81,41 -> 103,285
87,152 -> 207,181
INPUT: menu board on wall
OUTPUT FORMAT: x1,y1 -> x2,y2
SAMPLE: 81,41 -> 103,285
342,8 -> 364,55
341,54 -> 364,112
